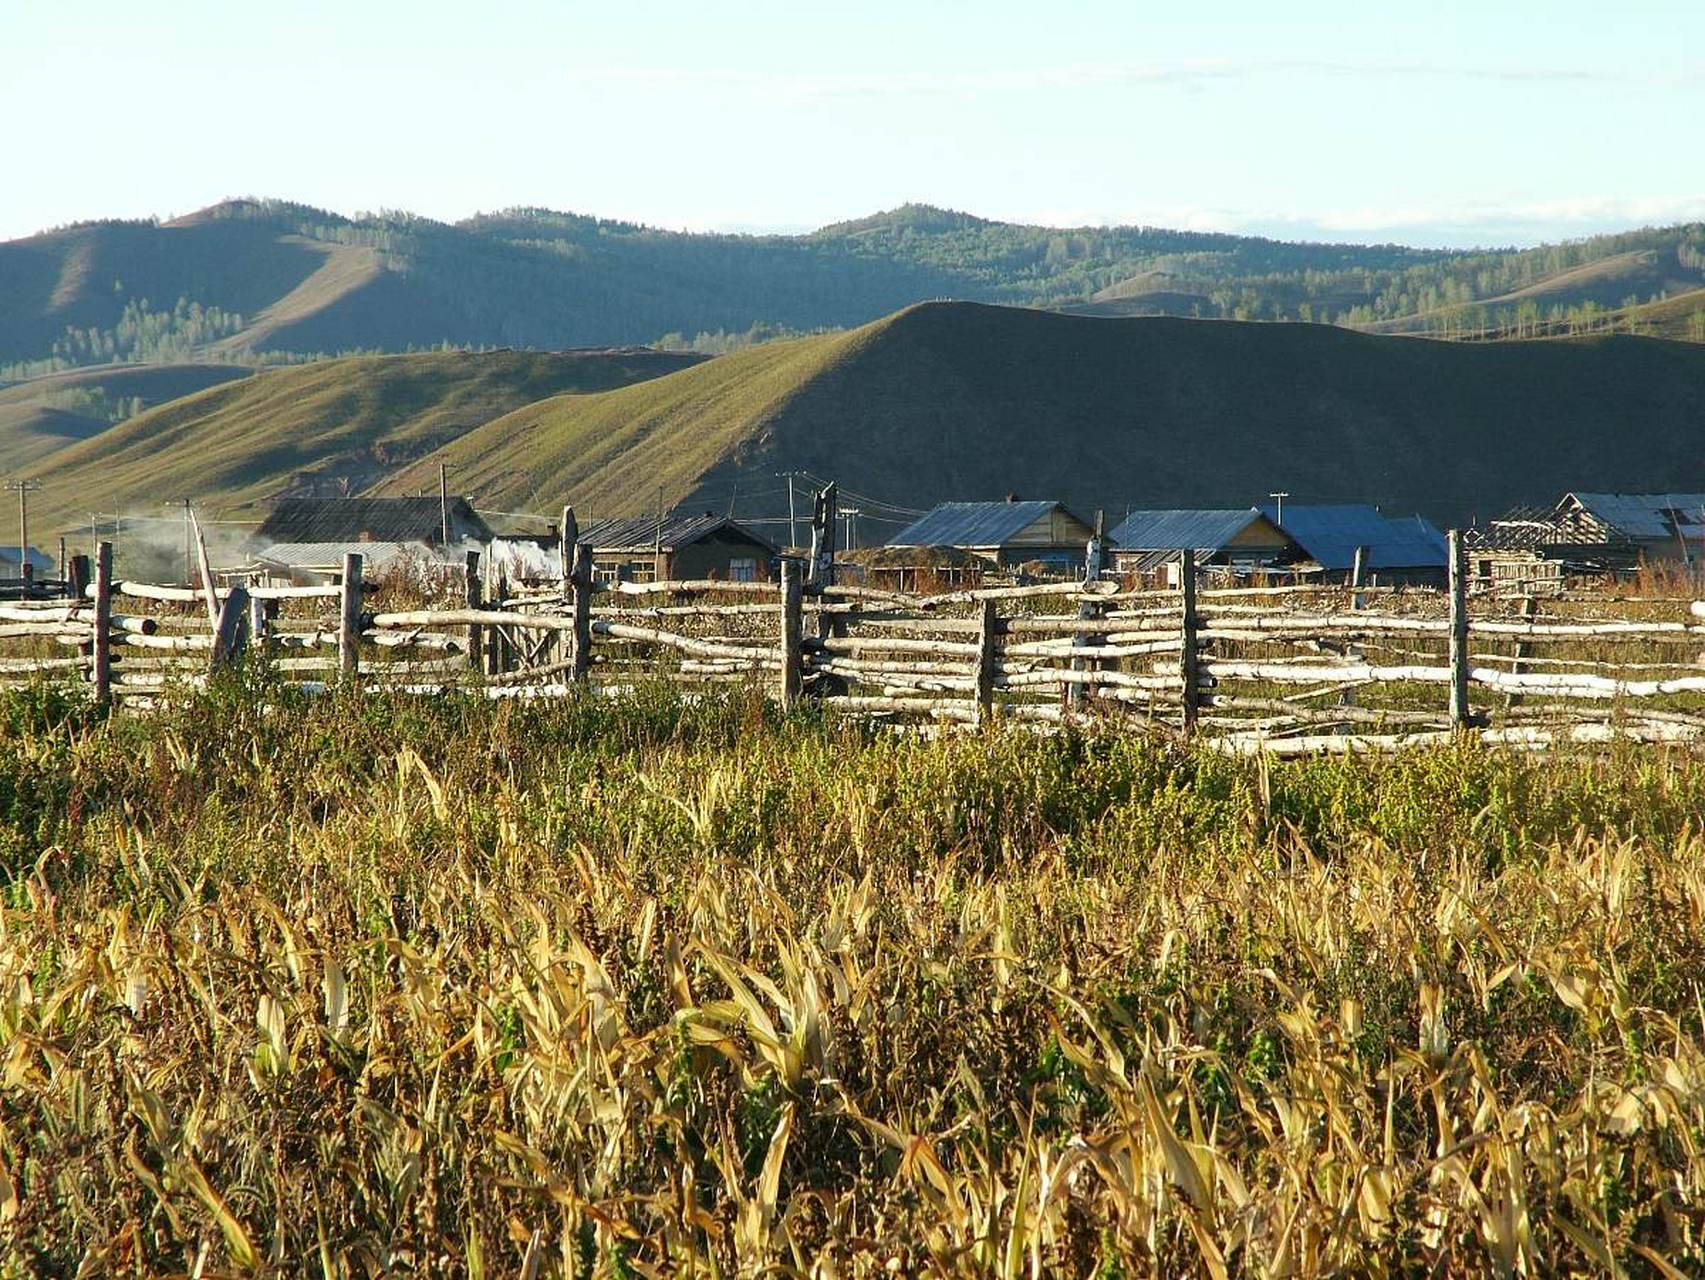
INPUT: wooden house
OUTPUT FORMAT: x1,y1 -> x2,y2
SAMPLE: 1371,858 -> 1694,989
1554,493 -> 1705,566
255,496 -> 493,548
1257,503 -> 1448,587
1109,509 -> 1297,578
578,514 -> 778,584
887,500 -> 1095,574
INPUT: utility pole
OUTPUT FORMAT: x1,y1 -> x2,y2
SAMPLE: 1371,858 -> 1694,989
5,479 -> 42,581
786,473 -> 798,550
1268,491 -> 1291,526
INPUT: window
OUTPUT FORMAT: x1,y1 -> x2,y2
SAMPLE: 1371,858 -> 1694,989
728,557 -> 757,583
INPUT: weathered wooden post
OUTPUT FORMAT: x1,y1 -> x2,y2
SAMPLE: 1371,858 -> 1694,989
1068,510 -> 1108,711
464,549 -> 483,673
570,543 -> 593,684
1179,548 -> 1200,733
806,483 -> 838,593
209,585 -> 252,674
91,540 -> 113,705
248,594 -> 269,656
338,552 -> 363,680
67,554 -> 91,603
559,505 -> 577,669
1447,529 -> 1470,727
1505,592 -> 1537,710
487,567 -> 510,675
1350,544 -> 1369,611
974,598 -> 999,724
779,560 -> 803,709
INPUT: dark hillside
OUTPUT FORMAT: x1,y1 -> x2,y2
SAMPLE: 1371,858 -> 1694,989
391,303 -> 1705,530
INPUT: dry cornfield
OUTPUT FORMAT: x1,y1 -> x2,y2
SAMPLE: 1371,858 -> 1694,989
1,677 -> 1703,1276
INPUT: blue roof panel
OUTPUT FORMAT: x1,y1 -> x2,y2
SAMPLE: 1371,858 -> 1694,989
1257,503 -> 1446,571
1110,508 -> 1275,551
890,501 -> 1079,548
1568,493 -> 1705,541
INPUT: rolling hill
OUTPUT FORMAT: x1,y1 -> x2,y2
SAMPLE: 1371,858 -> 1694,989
382,302 -> 1705,532
6,198 -> 1703,377
0,362 -> 252,473
27,347 -> 704,534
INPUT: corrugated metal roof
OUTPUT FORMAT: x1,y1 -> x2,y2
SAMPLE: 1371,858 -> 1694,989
1257,504 -> 1447,571
254,540 -> 458,570
0,546 -> 56,573
889,501 -> 1085,548
255,497 -> 492,544
1110,508 -> 1277,551
1567,493 -> 1705,542
579,514 -> 777,555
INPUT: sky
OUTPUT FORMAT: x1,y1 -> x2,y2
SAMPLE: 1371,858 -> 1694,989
5,0 -> 1703,248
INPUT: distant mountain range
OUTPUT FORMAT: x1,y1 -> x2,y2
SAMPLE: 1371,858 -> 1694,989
27,303 -> 1705,539
3,199 -> 1703,387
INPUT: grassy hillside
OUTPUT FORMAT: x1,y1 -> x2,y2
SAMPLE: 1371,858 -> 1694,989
6,198 -> 1703,373
28,347 -> 703,533
390,302 -> 1705,530
0,362 -> 252,472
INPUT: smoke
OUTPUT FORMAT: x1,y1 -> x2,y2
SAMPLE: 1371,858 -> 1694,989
95,514 -> 258,585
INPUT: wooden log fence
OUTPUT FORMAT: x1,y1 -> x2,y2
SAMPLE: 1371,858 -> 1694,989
6,539 -> 1705,752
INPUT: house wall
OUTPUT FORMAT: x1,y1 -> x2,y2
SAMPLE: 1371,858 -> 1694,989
592,532 -> 775,584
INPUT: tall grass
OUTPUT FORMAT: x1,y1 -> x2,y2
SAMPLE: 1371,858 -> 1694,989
2,681 -> 1702,1274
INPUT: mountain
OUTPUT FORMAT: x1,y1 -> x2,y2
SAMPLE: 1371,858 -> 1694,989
0,362 -> 252,474
27,347 -> 704,535
380,302 -> 1705,531
5,199 -> 1703,378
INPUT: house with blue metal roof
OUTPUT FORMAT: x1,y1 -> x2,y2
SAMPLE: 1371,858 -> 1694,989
1255,503 -> 1448,586
1558,493 -> 1705,563
887,500 -> 1095,573
1109,509 -> 1296,575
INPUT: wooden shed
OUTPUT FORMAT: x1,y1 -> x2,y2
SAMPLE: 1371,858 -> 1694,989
579,514 -> 779,584
886,500 -> 1095,574
1109,509 -> 1297,577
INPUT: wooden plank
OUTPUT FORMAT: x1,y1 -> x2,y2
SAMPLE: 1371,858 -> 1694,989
780,561 -> 803,709
1448,530 -> 1470,727
339,553 -> 363,679
571,542 -> 593,683
974,598 -> 998,720
92,541 -> 113,705
1180,549 -> 1200,733
209,585 -> 252,674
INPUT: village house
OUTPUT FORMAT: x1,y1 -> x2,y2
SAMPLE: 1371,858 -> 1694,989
1256,503 -> 1448,587
248,496 -> 495,583
1108,508 -> 1297,580
886,500 -> 1096,575
576,513 -> 779,584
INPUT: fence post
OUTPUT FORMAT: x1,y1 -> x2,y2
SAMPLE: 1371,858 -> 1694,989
338,552 -> 363,680
1069,511 -> 1108,711
975,598 -> 999,724
1179,549 -> 1199,733
570,542 -> 593,683
464,550 -> 483,673
779,561 -> 803,710
248,594 -> 270,655
92,541 -> 113,705
1505,592 -> 1537,710
559,505 -> 577,670
1448,529 -> 1470,727
67,554 -> 91,602
1350,544 -> 1368,610
210,585 -> 252,674
487,568 -> 510,675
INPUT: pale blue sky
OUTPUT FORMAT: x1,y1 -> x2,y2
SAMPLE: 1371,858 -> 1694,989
5,0 -> 1702,246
